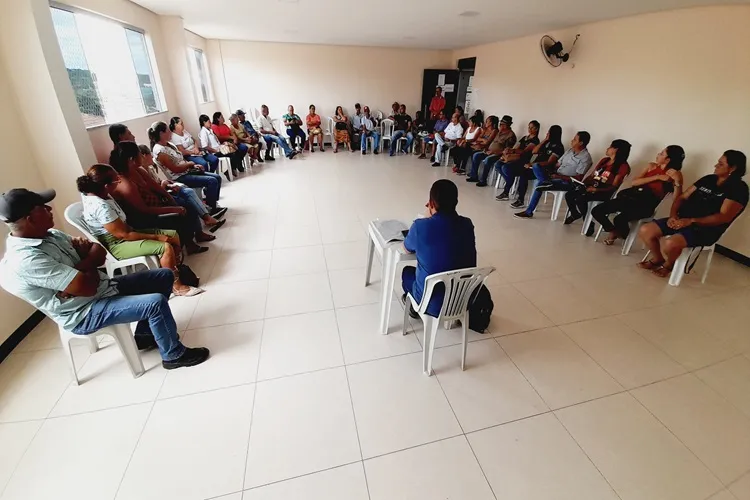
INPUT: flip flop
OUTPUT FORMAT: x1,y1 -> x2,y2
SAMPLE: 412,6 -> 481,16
195,233 -> 216,243
651,265 -> 673,278
637,259 -> 663,270
603,237 -> 617,246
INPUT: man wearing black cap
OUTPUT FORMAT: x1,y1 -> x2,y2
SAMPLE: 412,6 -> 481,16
236,110 -> 265,163
0,188 -> 209,369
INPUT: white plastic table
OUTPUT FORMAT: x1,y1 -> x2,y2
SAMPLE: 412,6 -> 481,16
365,220 -> 417,334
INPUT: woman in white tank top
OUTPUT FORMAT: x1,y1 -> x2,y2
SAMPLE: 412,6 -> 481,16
451,116 -> 484,174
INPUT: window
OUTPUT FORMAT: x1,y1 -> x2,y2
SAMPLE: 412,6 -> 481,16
50,5 -> 164,128
188,47 -> 213,104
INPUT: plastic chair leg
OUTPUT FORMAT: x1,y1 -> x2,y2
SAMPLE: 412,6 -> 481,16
88,336 -> 100,354
461,313 -> 468,371
701,247 -> 714,284
669,250 -> 689,287
594,225 -> 604,242
402,297 -> 410,336
111,324 -> 145,378
422,316 -> 433,375
65,338 -> 81,385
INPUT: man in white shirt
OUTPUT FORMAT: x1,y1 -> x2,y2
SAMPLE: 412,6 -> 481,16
360,106 -> 381,155
431,113 -> 464,167
257,105 -> 297,160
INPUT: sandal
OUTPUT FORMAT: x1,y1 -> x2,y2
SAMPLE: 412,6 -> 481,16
172,286 -> 205,297
603,237 -> 617,246
651,264 -> 673,278
637,259 -> 663,270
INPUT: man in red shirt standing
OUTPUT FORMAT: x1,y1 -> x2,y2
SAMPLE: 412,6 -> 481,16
429,87 -> 446,119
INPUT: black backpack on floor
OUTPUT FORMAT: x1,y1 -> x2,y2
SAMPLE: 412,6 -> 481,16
468,285 -> 493,333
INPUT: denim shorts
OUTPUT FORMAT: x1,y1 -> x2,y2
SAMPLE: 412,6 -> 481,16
653,218 -> 725,248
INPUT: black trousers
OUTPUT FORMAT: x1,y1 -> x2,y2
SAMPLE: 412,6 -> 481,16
565,189 -> 614,219
451,145 -> 475,170
128,212 -> 198,245
590,195 -> 658,237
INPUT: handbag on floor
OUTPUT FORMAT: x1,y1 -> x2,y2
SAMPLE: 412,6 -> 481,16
468,285 -> 493,333
177,264 -> 200,287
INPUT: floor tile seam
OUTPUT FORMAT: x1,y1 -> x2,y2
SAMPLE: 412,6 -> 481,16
625,383 -> 728,488
0,416 -> 45,499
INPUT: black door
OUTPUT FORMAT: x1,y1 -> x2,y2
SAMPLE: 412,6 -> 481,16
421,69 -> 459,120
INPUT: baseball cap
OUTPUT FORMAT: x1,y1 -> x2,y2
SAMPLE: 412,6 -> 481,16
236,109 -> 245,116
0,188 -> 56,223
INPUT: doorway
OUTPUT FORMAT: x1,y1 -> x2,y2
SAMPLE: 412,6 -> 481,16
455,57 -> 475,114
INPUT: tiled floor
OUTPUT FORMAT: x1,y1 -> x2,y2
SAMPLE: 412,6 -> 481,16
1,152 -> 749,500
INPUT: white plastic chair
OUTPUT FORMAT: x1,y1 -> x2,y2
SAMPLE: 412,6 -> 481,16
325,117 -> 334,148
59,323 -> 145,385
494,175 -> 520,197
580,200 -> 605,235
380,119 -> 395,153
402,266 -> 495,376
595,217 -> 651,255
218,157 -> 233,181
642,242 -> 716,287
64,203 -> 159,278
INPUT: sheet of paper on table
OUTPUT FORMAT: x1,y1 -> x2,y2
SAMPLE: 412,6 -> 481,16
372,219 -> 409,243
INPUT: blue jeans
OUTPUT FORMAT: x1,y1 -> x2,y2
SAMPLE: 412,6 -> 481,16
361,130 -> 381,151
525,164 -> 572,214
187,154 -> 219,173
177,172 -> 222,209
286,127 -> 306,149
172,186 -> 208,217
390,130 -> 414,154
72,269 -> 185,361
263,134 -> 293,157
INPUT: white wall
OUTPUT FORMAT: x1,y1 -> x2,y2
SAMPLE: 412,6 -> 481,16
185,30 -> 219,120
452,5 -> 750,254
214,40 -> 452,121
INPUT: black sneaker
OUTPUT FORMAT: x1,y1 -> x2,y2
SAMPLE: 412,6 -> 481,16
134,335 -> 157,351
373,149 -> 379,155
162,347 -> 210,370
476,182 -> 487,187
210,206 -> 228,218
264,153 -> 275,161
431,162 -> 441,167
564,214 -> 581,225
513,211 -> 533,219
287,151 -> 298,159
510,199 -> 526,209
362,150 -> 367,155
536,181 -> 553,190
495,192 -> 510,201
466,177 -> 479,182
585,222 -> 596,237
429,156 -> 435,162
257,156 -> 264,163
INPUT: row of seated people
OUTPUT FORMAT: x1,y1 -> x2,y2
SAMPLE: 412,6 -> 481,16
424,111 -> 747,275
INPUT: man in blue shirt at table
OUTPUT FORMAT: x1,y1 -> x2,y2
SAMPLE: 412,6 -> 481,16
402,180 -> 476,319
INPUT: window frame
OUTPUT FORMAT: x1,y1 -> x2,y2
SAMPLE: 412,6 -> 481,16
49,1 -> 167,130
187,46 -> 215,105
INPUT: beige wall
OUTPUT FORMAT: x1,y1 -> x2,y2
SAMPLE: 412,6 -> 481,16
452,5 -> 750,254
0,65 -> 48,344
215,41 -> 452,121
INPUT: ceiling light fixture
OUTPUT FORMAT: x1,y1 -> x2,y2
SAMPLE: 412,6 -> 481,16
458,10 -> 480,17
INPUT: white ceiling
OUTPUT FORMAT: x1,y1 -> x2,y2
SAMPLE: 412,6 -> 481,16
132,0 -> 750,50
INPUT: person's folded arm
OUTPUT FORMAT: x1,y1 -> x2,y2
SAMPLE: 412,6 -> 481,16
20,252 -> 101,298
174,143 -> 191,156
690,198 -> 744,227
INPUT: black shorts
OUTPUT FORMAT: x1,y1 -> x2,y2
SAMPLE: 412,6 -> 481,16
653,218 -> 725,248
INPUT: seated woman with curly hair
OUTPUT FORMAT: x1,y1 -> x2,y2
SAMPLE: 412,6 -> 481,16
77,164 -> 203,296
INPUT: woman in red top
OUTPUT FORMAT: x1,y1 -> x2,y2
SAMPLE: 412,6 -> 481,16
564,139 -> 632,235
211,112 -> 244,174
592,145 -> 684,245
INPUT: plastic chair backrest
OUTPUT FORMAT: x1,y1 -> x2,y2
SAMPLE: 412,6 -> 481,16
381,118 -> 395,138
419,266 -> 495,320
64,203 -> 115,260
327,116 -> 334,135
377,111 -> 383,120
